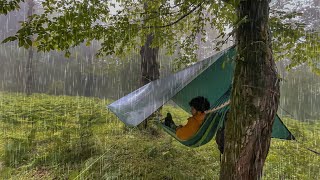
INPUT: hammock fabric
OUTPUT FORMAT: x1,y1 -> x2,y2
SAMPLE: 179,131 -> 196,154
108,46 -> 295,143
158,112 -> 225,147
159,113 -> 295,147
158,89 -> 230,147
159,88 -> 295,147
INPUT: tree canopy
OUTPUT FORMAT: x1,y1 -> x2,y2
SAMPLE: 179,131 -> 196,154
2,0 -> 318,72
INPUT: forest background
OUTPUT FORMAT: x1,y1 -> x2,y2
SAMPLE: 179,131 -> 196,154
0,0 -> 319,179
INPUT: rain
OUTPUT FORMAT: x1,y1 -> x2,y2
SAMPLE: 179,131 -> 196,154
0,0 -> 319,179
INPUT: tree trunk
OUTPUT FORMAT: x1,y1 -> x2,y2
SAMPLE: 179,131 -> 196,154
25,47 -> 33,95
220,0 -> 280,179
138,34 -> 160,129
25,0 -> 35,96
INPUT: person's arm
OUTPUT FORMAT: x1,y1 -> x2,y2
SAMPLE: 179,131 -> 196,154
175,117 -> 196,140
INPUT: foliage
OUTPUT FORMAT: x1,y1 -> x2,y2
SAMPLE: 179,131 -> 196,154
0,92 -> 319,179
0,0 -> 24,15
1,0 -> 319,72
270,9 -> 320,74
1,0 -> 235,70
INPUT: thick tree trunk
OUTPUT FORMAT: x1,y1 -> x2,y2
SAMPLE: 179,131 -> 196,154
139,34 -> 160,129
25,0 -> 35,96
220,0 -> 280,179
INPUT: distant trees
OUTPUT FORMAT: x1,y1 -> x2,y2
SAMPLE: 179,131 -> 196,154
0,43 -> 143,98
280,65 -> 320,121
271,0 -> 320,74
25,0 -> 35,95
272,0 -> 320,121
1,0 -> 319,179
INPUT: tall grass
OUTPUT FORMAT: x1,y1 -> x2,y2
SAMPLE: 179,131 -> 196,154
0,92 -> 319,179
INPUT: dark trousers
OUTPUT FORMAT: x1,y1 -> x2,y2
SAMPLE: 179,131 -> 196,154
164,117 -> 178,130
215,111 -> 228,154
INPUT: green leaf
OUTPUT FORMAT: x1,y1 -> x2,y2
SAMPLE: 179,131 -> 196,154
26,39 -> 32,46
2,36 -> 18,43
18,39 -> 24,47
65,51 -> 71,58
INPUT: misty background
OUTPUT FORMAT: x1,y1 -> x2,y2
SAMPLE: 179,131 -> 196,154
0,1 -> 319,121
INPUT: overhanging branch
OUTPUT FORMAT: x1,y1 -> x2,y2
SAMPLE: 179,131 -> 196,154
144,1 -> 204,29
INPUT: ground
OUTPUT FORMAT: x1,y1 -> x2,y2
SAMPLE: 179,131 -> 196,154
0,92 -> 319,179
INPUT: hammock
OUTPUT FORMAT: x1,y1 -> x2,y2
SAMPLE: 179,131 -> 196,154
158,112 -> 225,147
158,88 -> 295,147
157,88 -> 230,147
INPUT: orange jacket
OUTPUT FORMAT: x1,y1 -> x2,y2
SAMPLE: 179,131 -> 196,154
176,112 -> 206,140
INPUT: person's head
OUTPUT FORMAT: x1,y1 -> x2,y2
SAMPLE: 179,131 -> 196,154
189,96 -> 210,115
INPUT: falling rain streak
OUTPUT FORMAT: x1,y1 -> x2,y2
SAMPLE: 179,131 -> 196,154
0,0 -> 319,179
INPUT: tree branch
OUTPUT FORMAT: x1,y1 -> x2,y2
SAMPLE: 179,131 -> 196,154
144,1 -> 204,29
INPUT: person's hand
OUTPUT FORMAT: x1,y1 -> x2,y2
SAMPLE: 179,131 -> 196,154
176,125 -> 183,130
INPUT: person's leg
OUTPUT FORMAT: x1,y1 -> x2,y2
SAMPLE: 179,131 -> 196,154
216,111 -> 228,154
164,113 -> 177,129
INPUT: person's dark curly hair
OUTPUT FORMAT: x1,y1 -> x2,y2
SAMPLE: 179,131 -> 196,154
189,96 -> 210,112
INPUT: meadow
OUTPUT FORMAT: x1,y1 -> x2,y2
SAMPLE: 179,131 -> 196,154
0,92 -> 319,179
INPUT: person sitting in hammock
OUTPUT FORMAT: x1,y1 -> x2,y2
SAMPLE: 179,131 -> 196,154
163,96 -> 210,140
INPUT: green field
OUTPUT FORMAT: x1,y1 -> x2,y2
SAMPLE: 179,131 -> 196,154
0,92 -> 319,179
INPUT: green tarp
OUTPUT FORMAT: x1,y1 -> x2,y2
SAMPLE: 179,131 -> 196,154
108,46 -> 295,140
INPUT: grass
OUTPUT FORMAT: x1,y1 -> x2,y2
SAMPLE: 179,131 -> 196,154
0,92 -> 319,179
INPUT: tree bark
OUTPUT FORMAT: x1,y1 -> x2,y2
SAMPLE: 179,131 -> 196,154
138,34 -> 160,129
140,34 -> 159,86
25,0 -> 35,96
220,0 -> 280,179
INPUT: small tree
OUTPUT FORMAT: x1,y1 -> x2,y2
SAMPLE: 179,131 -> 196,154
139,3 -> 160,129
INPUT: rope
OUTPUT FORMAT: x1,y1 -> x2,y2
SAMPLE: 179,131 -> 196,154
277,105 -> 320,156
278,105 -> 296,119
210,87 -> 231,108
205,100 -> 230,114
277,106 -> 319,156
196,87 -> 231,115
294,140 -> 320,156
73,151 -> 109,180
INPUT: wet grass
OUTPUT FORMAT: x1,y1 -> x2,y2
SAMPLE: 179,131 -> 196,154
0,92 -> 319,179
